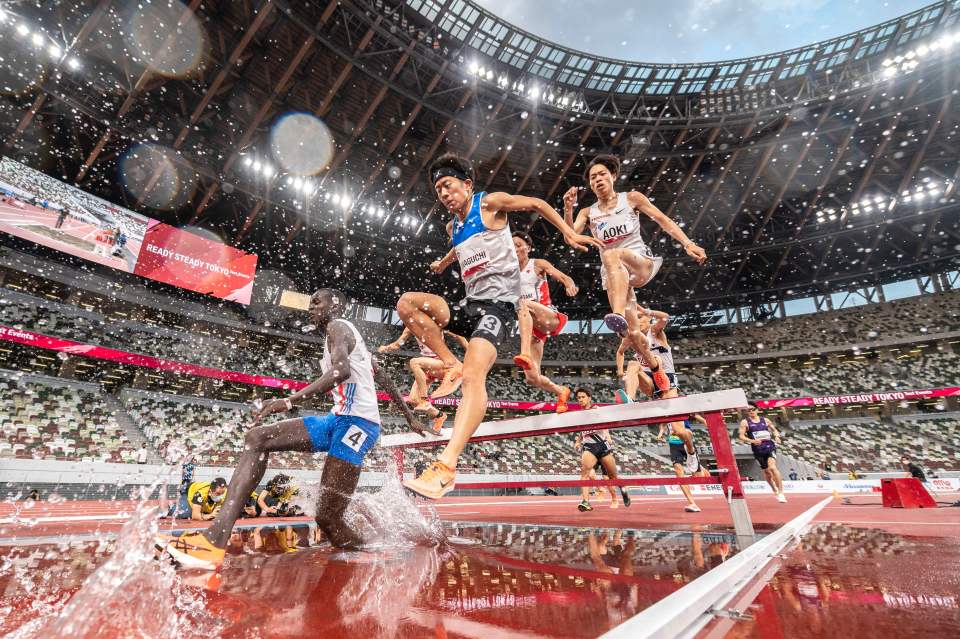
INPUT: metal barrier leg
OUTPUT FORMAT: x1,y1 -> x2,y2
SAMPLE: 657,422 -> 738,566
705,410 -> 755,541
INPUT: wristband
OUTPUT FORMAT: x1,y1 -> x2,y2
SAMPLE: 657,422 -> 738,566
283,398 -> 293,411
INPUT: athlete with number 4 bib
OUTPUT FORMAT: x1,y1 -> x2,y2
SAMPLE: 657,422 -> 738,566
397,153 -> 602,499
159,289 -> 426,570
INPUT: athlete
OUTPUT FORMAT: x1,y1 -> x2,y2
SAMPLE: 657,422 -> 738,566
572,388 -> 631,511
659,415 -> 710,513
378,327 -> 468,432
396,153 -> 601,499
511,232 -> 578,413
159,289 -> 426,569
739,403 -> 787,503
563,155 -> 706,394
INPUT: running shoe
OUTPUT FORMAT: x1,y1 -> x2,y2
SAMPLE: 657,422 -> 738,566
610,497 -> 619,509
684,504 -> 702,513
603,313 -> 628,335
430,366 -> 463,399
163,532 -> 225,571
555,386 -> 571,414
620,488 -> 632,507
682,452 -> 701,476
613,389 -> 631,404
403,460 -> 456,499
776,493 -> 788,503
651,368 -> 672,394
512,353 -> 533,371
413,401 -> 436,414
577,500 -> 593,512
430,412 -> 447,435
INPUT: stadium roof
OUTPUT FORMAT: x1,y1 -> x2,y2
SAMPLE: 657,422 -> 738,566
1,0 -> 958,317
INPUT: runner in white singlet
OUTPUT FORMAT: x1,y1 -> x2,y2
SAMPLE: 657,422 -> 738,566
396,153 -> 601,500
378,327 -> 468,433
563,155 -> 706,396
510,232 -> 578,414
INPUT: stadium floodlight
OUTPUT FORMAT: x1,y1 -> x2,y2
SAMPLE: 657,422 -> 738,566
67,57 -> 81,70
485,69 -> 493,81
340,196 -> 351,210
376,207 -> 384,217
48,44 -> 61,58
529,86 -> 541,100
903,194 -> 912,202
252,160 -> 262,171
874,196 -> 885,205
332,194 -> 341,205
498,75 -> 508,87
929,189 -> 940,197
243,156 -> 253,167
926,181 -> 939,189
16,23 -> 29,37
292,177 -> 303,190
469,61 -> 479,75
31,33 -> 43,47
883,66 -> 897,79
914,190 -> 926,199
262,164 -> 275,177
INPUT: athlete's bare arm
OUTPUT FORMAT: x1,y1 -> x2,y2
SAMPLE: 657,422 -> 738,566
445,331 -> 469,349
253,321 -> 356,424
738,420 -> 760,446
625,191 -> 706,264
373,358 -> 426,436
638,307 -> 670,342
562,187 -> 590,234
615,338 -> 629,378
767,419 -> 783,444
535,258 -> 578,296
484,191 -> 602,253
378,327 -> 412,353
430,246 -> 457,274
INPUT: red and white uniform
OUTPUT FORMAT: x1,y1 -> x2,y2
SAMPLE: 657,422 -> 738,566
518,260 -> 568,342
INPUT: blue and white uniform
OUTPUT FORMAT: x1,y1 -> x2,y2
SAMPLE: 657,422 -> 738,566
302,319 -> 380,466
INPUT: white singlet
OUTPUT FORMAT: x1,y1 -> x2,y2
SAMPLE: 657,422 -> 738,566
518,260 -> 552,306
416,338 -> 437,359
320,319 -> 381,425
452,191 -> 521,304
638,331 -> 675,375
588,192 -> 662,290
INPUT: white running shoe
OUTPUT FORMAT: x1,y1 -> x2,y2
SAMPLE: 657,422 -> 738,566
777,493 -> 788,503
684,504 -> 701,513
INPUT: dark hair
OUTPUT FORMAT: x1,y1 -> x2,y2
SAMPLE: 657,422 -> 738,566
574,388 -> 591,398
211,477 -> 227,489
311,288 -> 347,313
585,154 -> 620,180
511,231 -> 533,247
428,153 -> 474,184
747,401 -> 758,409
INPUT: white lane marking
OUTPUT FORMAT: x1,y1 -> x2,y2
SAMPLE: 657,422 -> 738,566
428,496 -> 703,508
0,513 -> 131,525
819,519 -> 956,526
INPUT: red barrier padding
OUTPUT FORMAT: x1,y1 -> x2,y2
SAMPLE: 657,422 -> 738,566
881,478 -> 937,509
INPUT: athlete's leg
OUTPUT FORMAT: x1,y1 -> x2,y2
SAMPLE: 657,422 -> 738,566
408,359 -> 429,404
598,454 -> 619,502
409,357 -> 442,416
204,418 -> 314,547
625,361 -> 644,400
437,338 -> 497,469
601,249 -> 632,317
620,251 -> 657,289
634,367 -> 655,400
521,340 -> 562,394
581,450 -> 598,503
515,299 -> 534,364
315,455 -> 363,548
396,293 -> 456,367
766,456 -> 785,495
674,462 -> 699,510
626,307 -> 671,393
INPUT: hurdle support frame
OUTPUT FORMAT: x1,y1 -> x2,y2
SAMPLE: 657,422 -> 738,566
382,388 -> 754,538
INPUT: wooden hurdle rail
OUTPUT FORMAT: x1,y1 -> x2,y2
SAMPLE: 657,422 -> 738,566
380,389 -> 755,539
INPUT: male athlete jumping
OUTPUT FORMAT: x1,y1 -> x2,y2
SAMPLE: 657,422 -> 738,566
564,155 -> 706,394
159,289 -> 425,569
397,153 -> 601,499
511,232 -> 578,413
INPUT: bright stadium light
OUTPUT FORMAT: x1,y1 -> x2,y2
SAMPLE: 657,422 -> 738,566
243,156 -> 253,167
332,194 -> 341,206
262,164 -> 275,177
67,57 -> 81,70
469,61 -> 479,74
340,196 -> 351,210
31,32 -> 43,47
48,44 -> 61,58
16,24 -> 29,37
252,160 -> 261,171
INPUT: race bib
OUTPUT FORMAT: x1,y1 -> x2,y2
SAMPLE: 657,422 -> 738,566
341,425 -> 368,452
753,429 -> 771,441
478,314 -> 502,337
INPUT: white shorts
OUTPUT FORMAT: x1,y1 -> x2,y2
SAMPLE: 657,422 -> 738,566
600,253 -> 663,291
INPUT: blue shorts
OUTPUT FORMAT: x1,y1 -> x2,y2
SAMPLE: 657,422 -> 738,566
302,413 -> 380,466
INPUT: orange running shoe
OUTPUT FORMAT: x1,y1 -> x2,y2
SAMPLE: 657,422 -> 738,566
403,460 -> 456,499
163,531 -> 225,570
413,400 -> 436,413
555,386 -> 571,414
651,368 -> 672,395
512,354 -> 533,371
430,412 -> 447,435
430,365 -> 463,399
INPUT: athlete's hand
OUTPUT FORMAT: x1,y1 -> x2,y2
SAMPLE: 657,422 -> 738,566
378,342 -> 399,353
562,187 -> 578,215
563,230 -> 603,253
656,433 -> 665,443
617,369 -> 625,379
429,260 -> 445,274
252,398 -> 289,425
564,282 -> 579,297
684,242 -> 707,265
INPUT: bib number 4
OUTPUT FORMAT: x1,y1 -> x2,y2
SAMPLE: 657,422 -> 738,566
341,425 -> 368,452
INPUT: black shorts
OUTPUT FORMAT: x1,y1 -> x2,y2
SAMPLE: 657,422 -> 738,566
447,299 -> 516,350
669,443 -> 688,466
753,448 -> 776,470
583,441 -> 612,461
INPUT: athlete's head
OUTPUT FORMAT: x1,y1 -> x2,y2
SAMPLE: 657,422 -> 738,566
512,232 -> 533,262
575,388 -> 592,408
429,153 -> 474,215
746,402 -> 759,418
310,288 -> 347,323
209,477 -> 227,502
586,154 -> 620,199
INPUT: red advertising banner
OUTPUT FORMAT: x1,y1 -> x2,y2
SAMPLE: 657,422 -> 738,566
134,220 -> 258,305
3,324 -> 956,412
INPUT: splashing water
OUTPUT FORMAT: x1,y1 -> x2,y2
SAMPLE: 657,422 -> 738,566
2,496 -> 222,639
